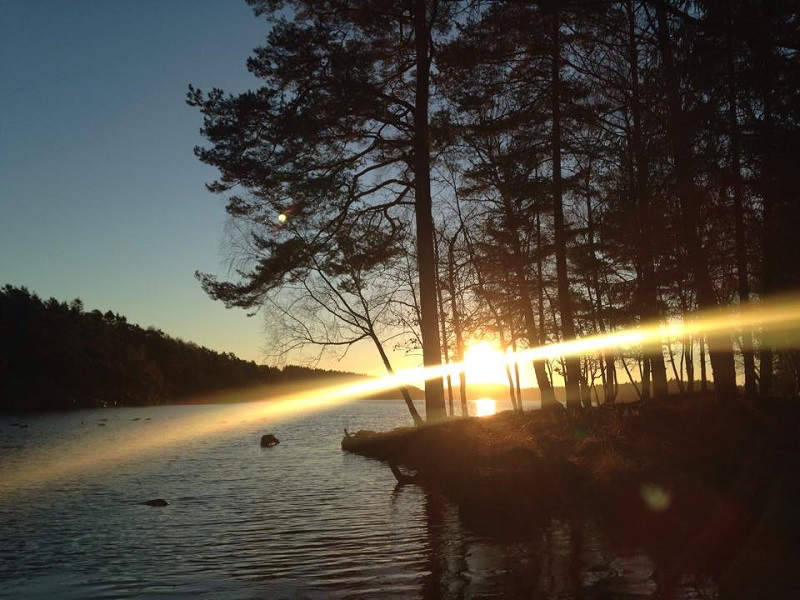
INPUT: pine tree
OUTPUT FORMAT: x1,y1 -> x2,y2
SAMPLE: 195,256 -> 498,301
189,1 -> 458,420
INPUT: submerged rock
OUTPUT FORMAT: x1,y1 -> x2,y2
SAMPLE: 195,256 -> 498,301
140,498 -> 169,507
260,433 -> 280,447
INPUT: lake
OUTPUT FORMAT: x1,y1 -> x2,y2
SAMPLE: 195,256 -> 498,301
1,399 -> 713,599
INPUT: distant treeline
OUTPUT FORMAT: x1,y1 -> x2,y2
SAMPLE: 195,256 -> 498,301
0,285 -> 359,410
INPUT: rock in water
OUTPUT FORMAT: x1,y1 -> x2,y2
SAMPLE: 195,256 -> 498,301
140,498 -> 170,507
260,434 -> 280,447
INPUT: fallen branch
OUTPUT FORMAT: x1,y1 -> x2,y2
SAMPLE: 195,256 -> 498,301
388,461 -> 419,485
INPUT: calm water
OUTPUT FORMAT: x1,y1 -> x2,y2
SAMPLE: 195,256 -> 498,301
1,399 -> 711,599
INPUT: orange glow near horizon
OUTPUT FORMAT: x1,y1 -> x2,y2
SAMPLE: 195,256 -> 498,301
3,293 -> 799,500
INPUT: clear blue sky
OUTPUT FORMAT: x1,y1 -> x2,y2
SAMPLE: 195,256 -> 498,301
0,0 -> 389,373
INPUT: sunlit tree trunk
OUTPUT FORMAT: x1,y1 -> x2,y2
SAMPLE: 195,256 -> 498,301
667,338 -> 684,393
678,289 -> 694,393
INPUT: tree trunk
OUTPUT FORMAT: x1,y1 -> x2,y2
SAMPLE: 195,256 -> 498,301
434,231 -> 454,416
585,169 -> 618,404
605,353 -> 618,403
628,0 -> 668,399
756,19 -> 777,397
503,346 -> 519,412
446,228 -> 468,416
536,212 -> 557,407
621,356 -> 643,400
513,346 -> 523,410
551,8 -> 582,410
507,217 -> 557,408
413,0 -> 446,421
759,122 -> 775,395
497,323 -> 519,411
580,359 -> 592,409
373,333 -> 423,426
685,334 -> 695,392
679,291 -> 694,392
667,338 -> 684,393
436,290 -> 454,417
699,334 -> 709,393
725,9 -> 757,399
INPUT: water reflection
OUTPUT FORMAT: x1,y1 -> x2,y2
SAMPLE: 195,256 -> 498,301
415,490 -> 722,599
5,402 -> 782,599
472,398 -> 496,418
458,501 -> 798,599
420,491 -> 468,599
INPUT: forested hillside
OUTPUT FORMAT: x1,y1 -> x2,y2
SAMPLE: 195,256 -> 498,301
0,285 -> 352,410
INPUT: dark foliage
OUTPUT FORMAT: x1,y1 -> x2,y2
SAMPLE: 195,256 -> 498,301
0,285 -> 350,410
343,398 -> 800,595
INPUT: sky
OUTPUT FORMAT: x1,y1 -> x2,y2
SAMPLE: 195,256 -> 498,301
0,0 -> 414,377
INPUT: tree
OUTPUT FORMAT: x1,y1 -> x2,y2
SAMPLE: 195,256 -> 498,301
438,2 -> 561,408
0,285 -> 280,409
731,0 -> 800,395
241,212 -> 425,425
547,2 -> 584,410
189,0 -> 457,421
624,0 -> 669,399
652,0 -> 739,399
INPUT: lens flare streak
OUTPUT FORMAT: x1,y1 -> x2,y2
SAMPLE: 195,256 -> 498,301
2,294 -> 799,500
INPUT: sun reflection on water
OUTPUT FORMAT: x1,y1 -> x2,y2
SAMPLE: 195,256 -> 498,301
473,398 -> 497,417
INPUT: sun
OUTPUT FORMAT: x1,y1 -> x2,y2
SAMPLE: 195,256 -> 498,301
462,340 -> 507,385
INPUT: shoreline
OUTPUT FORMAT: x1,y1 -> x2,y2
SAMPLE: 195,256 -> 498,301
342,396 -> 800,597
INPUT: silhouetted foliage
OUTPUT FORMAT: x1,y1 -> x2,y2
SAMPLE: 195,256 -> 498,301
190,0 -> 799,407
188,0 -> 466,421
0,285 -> 352,410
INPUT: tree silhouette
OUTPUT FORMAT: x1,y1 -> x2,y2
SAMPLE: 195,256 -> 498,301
188,0 -> 466,421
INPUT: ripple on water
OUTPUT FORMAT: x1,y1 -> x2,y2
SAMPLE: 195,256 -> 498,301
0,401 -> 703,599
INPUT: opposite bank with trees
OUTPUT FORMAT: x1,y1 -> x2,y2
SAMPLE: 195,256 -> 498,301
0,285 -> 361,411
189,0 -> 800,422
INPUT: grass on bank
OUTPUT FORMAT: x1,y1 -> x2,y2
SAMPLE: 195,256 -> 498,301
341,394 -> 800,538
342,395 -> 800,595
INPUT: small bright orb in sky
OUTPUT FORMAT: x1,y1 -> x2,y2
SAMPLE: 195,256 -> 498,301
278,213 -> 288,223
473,397 -> 497,417
463,340 -> 505,384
